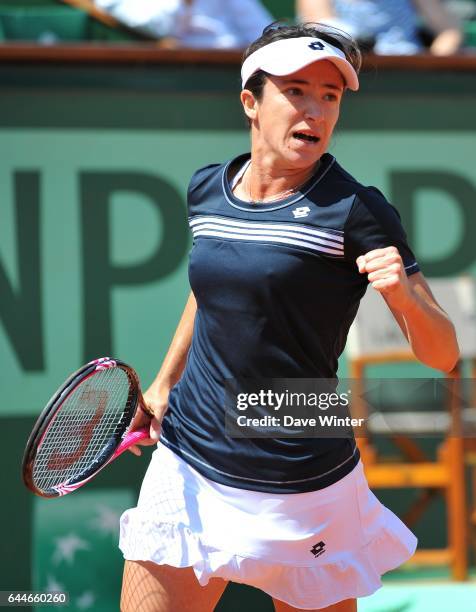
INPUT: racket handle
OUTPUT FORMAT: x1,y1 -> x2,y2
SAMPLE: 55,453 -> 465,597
112,427 -> 151,460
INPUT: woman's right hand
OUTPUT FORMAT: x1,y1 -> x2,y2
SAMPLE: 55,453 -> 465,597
142,383 -> 171,427
128,383 -> 171,456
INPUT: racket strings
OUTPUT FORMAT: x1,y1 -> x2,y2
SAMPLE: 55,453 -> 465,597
32,368 -> 134,491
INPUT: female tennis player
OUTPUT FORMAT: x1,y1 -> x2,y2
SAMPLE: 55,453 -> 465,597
119,22 -> 459,611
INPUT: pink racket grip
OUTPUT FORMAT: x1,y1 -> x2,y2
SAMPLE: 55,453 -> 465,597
111,427 -> 151,460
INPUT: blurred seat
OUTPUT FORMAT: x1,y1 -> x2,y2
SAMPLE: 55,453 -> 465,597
0,1 -> 142,42
0,5 -> 88,42
347,276 -> 476,580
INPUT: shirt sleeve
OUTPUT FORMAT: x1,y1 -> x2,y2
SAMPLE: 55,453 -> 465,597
344,186 -> 420,276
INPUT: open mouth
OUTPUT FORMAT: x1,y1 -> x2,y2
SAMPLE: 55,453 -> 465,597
293,132 -> 320,143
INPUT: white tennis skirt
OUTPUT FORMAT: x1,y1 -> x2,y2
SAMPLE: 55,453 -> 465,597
119,443 -> 417,610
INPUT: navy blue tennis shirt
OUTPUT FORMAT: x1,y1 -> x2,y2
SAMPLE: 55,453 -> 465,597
160,152 -> 420,493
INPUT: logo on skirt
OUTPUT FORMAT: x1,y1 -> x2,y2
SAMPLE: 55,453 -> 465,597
310,541 -> 326,558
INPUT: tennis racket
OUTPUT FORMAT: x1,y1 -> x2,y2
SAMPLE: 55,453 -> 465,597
22,357 -> 152,498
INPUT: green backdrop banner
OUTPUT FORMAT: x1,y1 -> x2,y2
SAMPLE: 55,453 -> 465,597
1,129 -> 475,414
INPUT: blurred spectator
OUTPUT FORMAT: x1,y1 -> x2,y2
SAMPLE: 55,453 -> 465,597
297,0 -> 463,54
93,0 -> 273,48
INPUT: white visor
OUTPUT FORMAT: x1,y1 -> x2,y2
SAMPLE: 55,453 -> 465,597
241,36 -> 359,92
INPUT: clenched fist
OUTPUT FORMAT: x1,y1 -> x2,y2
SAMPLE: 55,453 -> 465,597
356,246 -> 413,312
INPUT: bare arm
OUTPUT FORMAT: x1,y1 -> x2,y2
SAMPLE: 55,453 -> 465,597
413,0 -> 463,55
296,0 -> 335,22
144,290 -> 197,416
357,250 -> 459,372
384,272 -> 459,372
129,290 -> 197,454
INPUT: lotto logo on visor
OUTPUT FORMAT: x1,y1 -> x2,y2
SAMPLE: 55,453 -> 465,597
308,41 -> 325,50
241,36 -> 359,91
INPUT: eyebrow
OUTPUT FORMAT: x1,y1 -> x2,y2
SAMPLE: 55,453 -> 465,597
280,78 -> 344,91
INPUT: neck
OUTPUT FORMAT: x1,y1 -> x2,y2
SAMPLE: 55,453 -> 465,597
245,150 -> 320,203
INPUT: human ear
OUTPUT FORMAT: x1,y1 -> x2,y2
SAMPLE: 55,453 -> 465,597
240,90 -> 258,121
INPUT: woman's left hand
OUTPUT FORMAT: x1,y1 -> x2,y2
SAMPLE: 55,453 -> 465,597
356,246 -> 413,312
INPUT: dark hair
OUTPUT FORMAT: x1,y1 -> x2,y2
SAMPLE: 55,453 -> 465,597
242,21 -> 362,101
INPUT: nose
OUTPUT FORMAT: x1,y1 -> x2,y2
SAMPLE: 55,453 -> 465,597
304,98 -> 323,123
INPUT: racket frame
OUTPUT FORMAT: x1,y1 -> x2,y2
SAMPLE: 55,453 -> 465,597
22,358 -> 141,498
